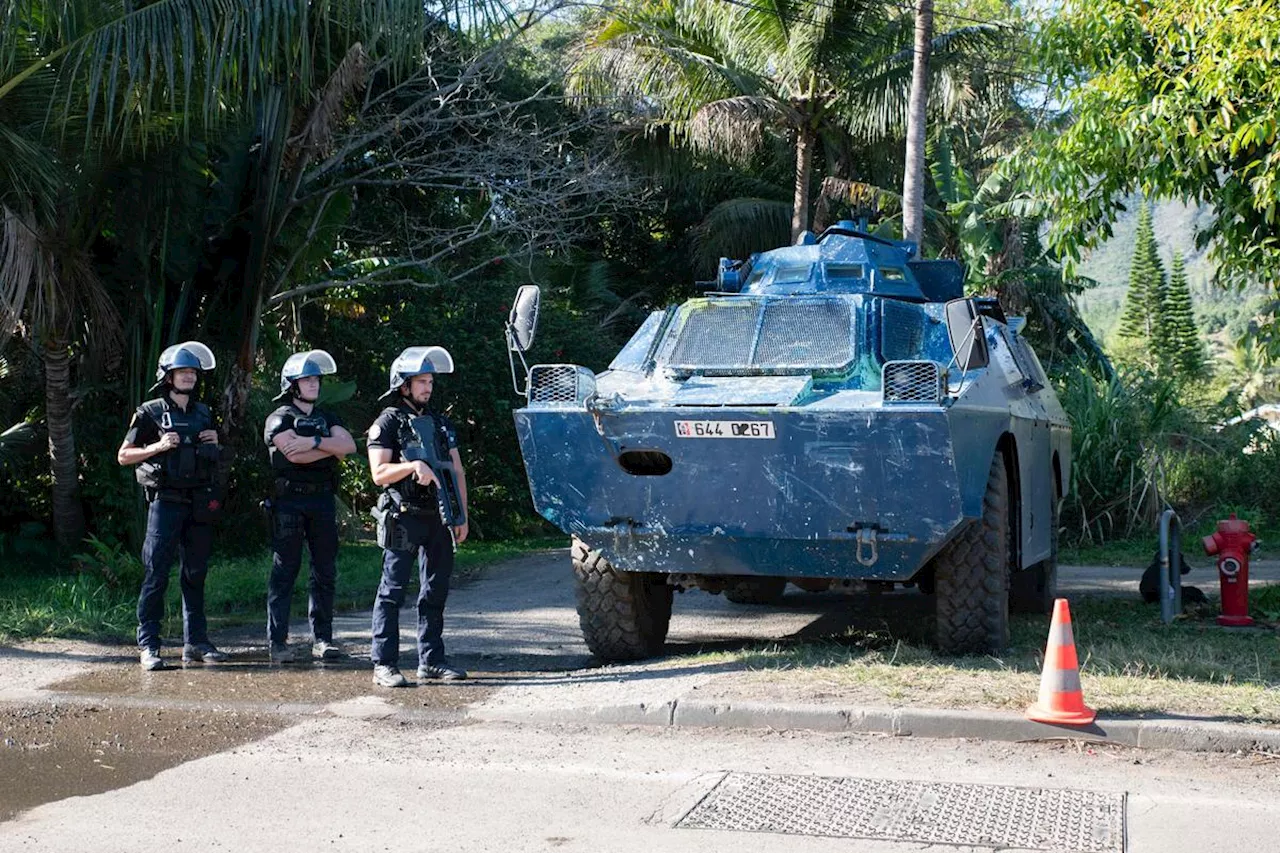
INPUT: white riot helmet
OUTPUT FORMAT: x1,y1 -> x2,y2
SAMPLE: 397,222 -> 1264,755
379,346 -> 454,401
275,349 -> 338,402
149,341 -> 216,394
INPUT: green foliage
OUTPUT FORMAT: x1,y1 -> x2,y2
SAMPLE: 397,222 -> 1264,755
1058,362 -> 1280,545
1060,369 -> 1187,542
1164,254 -> 1208,380
73,534 -> 144,591
1025,1 -> 1280,303
568,0 -> 1003,236
1116,205 -> 1166,347
930,133 -> 1110,377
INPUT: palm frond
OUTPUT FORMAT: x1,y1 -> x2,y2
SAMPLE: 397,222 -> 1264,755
0,205 -> 43,340
0,421 -> 39,469
689,95 -> 794,163
0,125 -> 59,220
813,176 -> 900,230
690,196 -> 791,272
291,42 -> 369,159
835,23 -> 1005,141
1,0 -> 431,147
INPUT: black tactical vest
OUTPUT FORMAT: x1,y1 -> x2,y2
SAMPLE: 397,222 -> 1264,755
135,397 -> 218,491
386,408 -> 430,506
266,404 -> 339,485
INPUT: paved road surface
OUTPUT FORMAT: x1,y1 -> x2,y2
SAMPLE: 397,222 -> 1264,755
4,706 -> 1280,853
4,553 -> 1279,852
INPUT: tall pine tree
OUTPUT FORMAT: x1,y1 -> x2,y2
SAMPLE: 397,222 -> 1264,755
1117,204 -> 1168,371
1164,253 -> 1207,379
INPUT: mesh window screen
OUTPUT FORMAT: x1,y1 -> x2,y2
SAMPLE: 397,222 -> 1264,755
667,302 -> 759,366
664,298 -> 855,370
880,299 -> 924,361
753,300 -> 854,368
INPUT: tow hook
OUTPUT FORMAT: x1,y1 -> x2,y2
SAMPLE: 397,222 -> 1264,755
855,527 -> 879,567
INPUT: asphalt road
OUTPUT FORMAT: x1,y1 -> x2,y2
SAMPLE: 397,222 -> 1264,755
5,705 -> 1280,853
4,553 -> 1280,852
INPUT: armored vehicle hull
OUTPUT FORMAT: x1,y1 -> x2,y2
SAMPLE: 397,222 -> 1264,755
510,224 -> 1070,660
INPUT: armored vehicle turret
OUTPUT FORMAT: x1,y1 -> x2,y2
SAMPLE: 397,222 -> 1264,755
506,222 -> 1070,660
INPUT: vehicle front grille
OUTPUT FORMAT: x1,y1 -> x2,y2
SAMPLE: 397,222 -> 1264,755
882,360 -> 942,403
528,364 -> 595,406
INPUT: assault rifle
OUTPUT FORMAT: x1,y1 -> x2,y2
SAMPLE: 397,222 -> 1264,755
403,415 -> 466,527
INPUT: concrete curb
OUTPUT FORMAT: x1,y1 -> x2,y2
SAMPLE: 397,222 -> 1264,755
11,687 -> 1280,755
469,698 -> 1280,754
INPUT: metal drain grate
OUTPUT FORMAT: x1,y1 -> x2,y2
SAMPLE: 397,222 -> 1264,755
676,773 -> 1125,852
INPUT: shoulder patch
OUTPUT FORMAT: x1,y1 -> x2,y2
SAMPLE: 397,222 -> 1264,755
368,423 -> 382,443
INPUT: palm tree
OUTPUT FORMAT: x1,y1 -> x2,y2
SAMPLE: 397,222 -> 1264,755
0,0 -> 435,548
568,0 -> 999,242
902,0 -> 933,245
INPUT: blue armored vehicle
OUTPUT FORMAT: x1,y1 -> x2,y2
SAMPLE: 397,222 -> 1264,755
505,222 -> 1070,660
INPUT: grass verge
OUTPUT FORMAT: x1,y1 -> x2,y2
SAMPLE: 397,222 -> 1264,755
1061,522 -> 1280,567
0,536 -> 565,643
680,586 -> 1280,725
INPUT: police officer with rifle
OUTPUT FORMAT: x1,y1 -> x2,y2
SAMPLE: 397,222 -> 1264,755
263,350 -> 357,664
366,346 -> 469,688
116,342 -> 228,671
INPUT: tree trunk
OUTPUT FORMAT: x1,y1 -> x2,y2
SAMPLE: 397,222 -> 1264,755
43,338 -> 85,550
986,218 -> 1029,315
902,0 -> 934,248
222,287 -> 265,440
791,125 -> 816,242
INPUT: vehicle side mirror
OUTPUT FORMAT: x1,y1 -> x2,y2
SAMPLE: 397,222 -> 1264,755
507,285 -> 541,352
945,298 -> 990,372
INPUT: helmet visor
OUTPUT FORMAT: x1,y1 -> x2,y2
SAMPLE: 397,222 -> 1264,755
394,345 -> 454,377
283,349 -> 338,380
160,341 -> 217,372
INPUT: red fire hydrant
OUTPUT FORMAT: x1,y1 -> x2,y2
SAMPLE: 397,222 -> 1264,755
1202,514 -> 1258,627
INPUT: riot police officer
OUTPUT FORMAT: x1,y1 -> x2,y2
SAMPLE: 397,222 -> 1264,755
116,342 -> 227,671
263,350 -> 356,663
366,346 -> 469,688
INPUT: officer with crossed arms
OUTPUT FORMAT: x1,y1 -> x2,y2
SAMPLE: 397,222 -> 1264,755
264,350 -> 357,663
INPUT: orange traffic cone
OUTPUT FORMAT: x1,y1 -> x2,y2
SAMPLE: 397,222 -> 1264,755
1025,598 -> 1096,726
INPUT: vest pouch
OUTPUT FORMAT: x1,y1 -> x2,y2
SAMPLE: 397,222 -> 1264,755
135,461 -> 163,489
191,484 -> 224,524
165,444 -> 200,489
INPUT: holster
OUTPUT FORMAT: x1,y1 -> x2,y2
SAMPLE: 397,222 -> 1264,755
372,493 -> 411,551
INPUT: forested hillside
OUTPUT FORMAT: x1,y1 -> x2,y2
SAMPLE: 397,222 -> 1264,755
1076,200 -> 1272,353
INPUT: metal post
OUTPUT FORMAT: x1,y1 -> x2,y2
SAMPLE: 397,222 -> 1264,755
1158,509 -> 1182,624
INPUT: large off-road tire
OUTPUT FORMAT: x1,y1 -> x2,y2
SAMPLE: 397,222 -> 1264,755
933,452 -> 1012,654
724,576 -> 787,605
573,537 -> 673,662
1010,500 -> 1059,614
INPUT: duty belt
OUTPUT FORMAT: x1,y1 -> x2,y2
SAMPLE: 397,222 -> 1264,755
148,487 -> 195,504
274,478 -> 333,497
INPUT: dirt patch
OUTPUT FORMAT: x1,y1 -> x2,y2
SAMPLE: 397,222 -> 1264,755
0,703 -> 285,821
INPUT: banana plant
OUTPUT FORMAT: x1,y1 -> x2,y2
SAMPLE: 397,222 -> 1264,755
930,132 -> 1111,377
